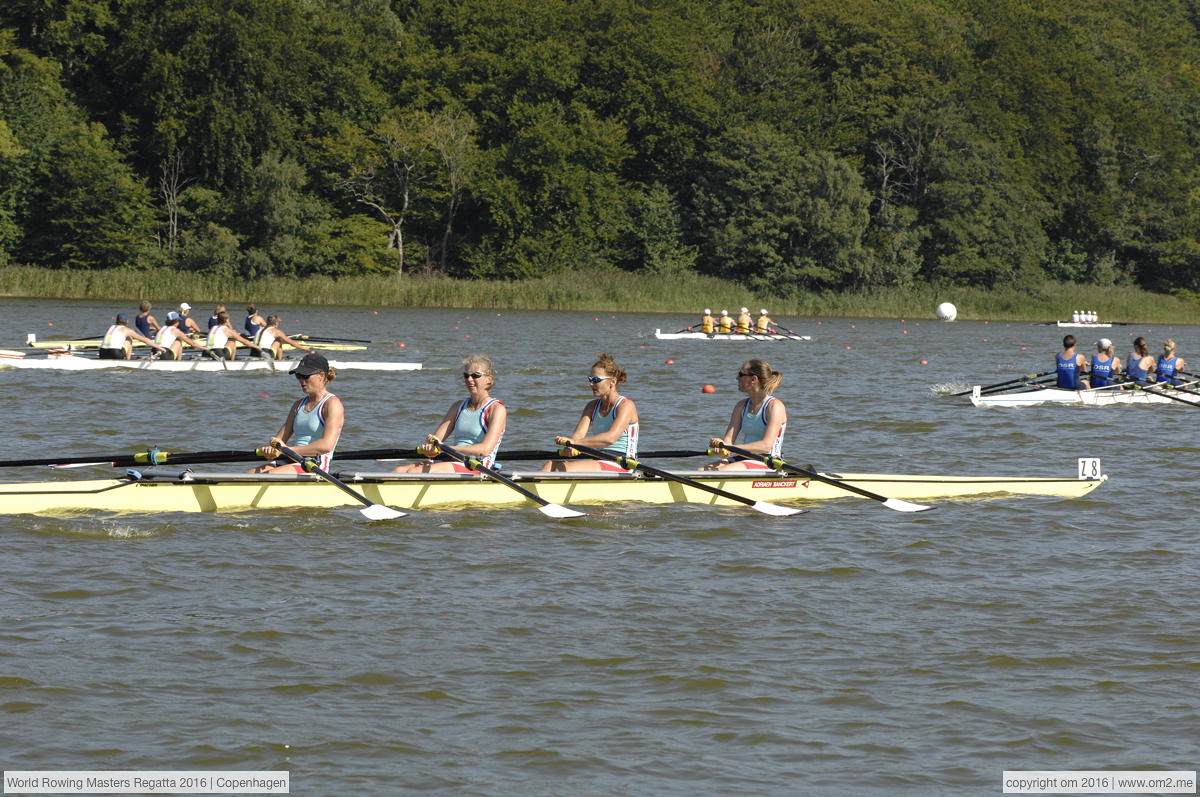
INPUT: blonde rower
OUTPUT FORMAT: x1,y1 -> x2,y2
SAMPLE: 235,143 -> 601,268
703,360 -> 787,471
394,355 -> 506,474
1156,339 -> 1186,386
250,353 -> 343,474
255,314 -> 312,360
207,310 -> 262,359
542,352 -> 639,472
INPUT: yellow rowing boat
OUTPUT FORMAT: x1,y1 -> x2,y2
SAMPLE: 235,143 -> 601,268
0,465 -> 1106,514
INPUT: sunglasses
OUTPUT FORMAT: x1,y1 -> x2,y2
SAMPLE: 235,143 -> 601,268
587,375 -> 615,384
295,372 -> 317,381
736,371 -> 753,379
463,371 -> 488,379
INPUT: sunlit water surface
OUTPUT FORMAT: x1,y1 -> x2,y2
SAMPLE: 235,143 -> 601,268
1,299 -> 1197,795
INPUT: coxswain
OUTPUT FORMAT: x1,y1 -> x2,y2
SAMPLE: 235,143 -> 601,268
736,307 -> 753,334
207,304 -> 226,330
702,359 -> 787,471
700,309 -> 715,334
245,304 -> 267,337
1089,338 -> 1121,389
255,314 -> 312,359
718,310 -> 733,333
755,309 -> 774,334
1056,334 -> 1089,390
249,352 -> 343,474
206,310 -> 262,359
135,301 -> 159,337
1126,337 -> 1155,385
154,312 -> 211,360
177,303 -> 202,335
1156,339 -> 1186,386
541,352 -> 639,472
393,355 -> 507,474
99,313 -> 167,360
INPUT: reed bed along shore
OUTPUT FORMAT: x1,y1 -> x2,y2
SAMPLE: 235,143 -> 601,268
2,266 -> 1198,323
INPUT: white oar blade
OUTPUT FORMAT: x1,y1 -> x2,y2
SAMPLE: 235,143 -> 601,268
360,504 -> 407,520
537,503 -> 586,519
882,498 -> 935,513
751,501 -> 806,517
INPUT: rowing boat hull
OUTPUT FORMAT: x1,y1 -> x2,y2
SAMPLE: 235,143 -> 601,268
29,339 -> 367,352
0,469 -> 1106,514
970,386 -> 1187,407
1055,321 -> 1112,328
0,355 -> 420,372
654,329 -> 811,341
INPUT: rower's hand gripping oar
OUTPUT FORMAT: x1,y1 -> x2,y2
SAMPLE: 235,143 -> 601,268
561,443 -> 804,517
433,442 -> 586,518
716,443 -> 934,513
953,370 -> 1054,397
274,445 -> 408,520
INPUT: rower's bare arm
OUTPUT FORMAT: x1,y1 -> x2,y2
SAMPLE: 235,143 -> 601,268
711,403 -> 744,450
262,404 -> 301,458
184,334 -> 207,350
279,334 -> 309,351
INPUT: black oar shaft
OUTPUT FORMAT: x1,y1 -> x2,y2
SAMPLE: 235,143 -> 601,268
438,443 -> 583,517
277,445 -> 406,518
954,370 -> 1054,397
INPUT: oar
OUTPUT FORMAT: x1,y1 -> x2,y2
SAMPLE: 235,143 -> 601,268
717,443 -> 933,513
0,448 -> 264,469
275,445 -> 407,520
325,448 -> 712,462
293,335 -> 392,345
435,442 -> 585,518
562,443 -> 804,516
982,377 -> 1058,396
673,324 -> 699,334
1102,376 -> 1200,407
953,370 -> 1055,397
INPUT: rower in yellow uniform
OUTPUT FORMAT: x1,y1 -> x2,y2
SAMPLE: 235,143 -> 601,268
154,312 -> 211,360
755,309 -> 774,334
99,314 -> 168,360
700,309 -> 715,334
718,310 -> 733,333
250,353 -> 343,474
542,352 -> 639,472
207,310 -> 262,359
255,314 -> 312,360
393,355 -> 507,474
736,307 -> 753,334
703,359 -> 787,471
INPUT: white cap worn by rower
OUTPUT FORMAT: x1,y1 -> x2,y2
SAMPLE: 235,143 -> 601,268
1096,338 -> 1113,349
704,309 -> 711,315
721,310 -> 729,316
741,307 -> 749,313
179,302 -> 191,311
760,309 -> 768,315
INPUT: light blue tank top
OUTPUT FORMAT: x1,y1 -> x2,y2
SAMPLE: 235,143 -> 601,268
291,393 -> 338,469
451,397 -> 503,466
740,396 -> 785,457
591,396 -> 638,456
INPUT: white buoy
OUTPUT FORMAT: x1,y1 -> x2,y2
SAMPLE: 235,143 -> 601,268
935,302 -> 957,322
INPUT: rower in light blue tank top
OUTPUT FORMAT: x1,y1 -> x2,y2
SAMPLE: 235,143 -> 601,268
291,393 -> 338,470
740,396 -> 784,457
591,396 -> 639,456
450,397 -> 503,467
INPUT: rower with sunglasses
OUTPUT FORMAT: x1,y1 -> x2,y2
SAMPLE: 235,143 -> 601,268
249,352 -> 344,474
541,352 -> 639,472
392,355 -> 506,474
702,359 -> 787,471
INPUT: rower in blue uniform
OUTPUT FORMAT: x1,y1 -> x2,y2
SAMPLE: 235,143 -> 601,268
1156,339 -> 1186,386
1056,335 -> 1089,390
1089,338 -> 1121,388
207,305 -> 225,330
1126,337 -> 1155,385
245,305 -> 266,337
134,301 -> 158,337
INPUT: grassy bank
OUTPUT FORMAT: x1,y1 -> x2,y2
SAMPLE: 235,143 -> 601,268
1,266 -> 1198,322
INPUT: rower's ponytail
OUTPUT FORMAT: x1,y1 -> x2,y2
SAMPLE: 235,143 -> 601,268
1164,338 -> 1177,356
594,352 -> 627,385
325,366 -> 338,382
745,359 -> 781,393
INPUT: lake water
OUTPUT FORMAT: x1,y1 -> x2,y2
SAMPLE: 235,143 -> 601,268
2,298 -> 1197,795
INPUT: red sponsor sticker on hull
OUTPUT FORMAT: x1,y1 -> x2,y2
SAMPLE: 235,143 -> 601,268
753,480 -> 798,488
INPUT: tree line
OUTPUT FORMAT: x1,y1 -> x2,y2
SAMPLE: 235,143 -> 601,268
3,0 -> 1200,295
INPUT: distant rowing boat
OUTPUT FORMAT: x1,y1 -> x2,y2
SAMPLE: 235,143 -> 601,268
654,329 -> 812,341
28,338 -> 367,352
0,464 -> 1106,514
970,384 -> 1189,406
0,351 -> 420,372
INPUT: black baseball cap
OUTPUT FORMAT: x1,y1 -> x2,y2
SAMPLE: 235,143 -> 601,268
289,352 -> 329,376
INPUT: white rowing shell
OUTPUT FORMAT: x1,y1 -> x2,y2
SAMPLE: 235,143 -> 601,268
654,329 -> 811,341
0,354 -> 420,372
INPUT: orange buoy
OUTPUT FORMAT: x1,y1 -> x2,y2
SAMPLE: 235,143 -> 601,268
665,359 -> 674,364
845,346 -> 852,349
397,342 -> 405,347
919,360 -> 928,364
702,384 -> 715,393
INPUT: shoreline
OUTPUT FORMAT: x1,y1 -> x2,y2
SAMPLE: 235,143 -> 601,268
2,266 -> 1198,323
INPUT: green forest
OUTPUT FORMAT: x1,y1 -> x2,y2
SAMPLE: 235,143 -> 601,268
4,0 -> 1200,297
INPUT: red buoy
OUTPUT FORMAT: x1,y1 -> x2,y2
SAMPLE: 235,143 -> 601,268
702,384 -> 715,393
